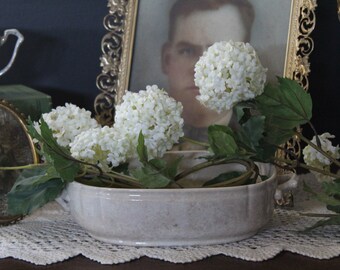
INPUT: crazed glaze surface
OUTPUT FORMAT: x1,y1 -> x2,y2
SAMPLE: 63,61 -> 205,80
67,162 -> 277,246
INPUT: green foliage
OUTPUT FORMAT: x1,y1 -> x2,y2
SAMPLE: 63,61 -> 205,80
322,180 -> 340,197
131,166 -> 172,188
207,115 -> 269,162
208,125 -> 238,156
206,76 -> 314,163
149,156 -> 183,180
241,115 -> 265,149
303,181 -> 340,207
303,180 -> 340,230
304,215 -> 340,232
234,115 -> 265,156
8,165 -> 65,215
28,118 -> 80,182
8,118 -> 81,215
132,132 -> 182,188
256,77 -> 312,145
137,131 -> 149,165
3,78 -> 326,222
327,204 -> 340,214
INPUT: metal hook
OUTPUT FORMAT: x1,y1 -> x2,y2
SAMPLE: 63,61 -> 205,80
0,29 -> 24,77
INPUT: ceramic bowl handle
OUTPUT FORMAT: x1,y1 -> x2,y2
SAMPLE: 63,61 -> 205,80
0,29 -> 24,77
275,173 -> 299,203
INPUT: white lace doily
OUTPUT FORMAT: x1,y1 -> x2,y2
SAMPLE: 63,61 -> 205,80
0,175 -> 339,265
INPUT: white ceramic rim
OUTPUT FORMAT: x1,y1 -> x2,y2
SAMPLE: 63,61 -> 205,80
72,164 -> 276,193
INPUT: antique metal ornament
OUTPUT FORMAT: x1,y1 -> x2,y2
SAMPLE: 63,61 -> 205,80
0,100 -> 38,225
95,0 -> 137,126
0,29 -> 37,225
0,29 -> 24,77
285,0 -> 317,91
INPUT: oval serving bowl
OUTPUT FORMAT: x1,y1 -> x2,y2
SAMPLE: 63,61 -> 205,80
67,159 -> 277,247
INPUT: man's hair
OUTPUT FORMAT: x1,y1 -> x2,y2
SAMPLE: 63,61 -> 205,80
168,0 -> 255,42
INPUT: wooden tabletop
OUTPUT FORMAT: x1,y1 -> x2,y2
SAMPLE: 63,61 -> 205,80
1,252 -> 340,270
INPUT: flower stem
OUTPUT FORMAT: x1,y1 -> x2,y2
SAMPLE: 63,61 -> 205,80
180,137 -> 209,148
307,121 -> 321,147
299,213 -> 340,218
86,167 -> 143,188
274,157 -> 339,179
0,163 -> 45,170
295,131 -> 340,167
174,158 -> 255,186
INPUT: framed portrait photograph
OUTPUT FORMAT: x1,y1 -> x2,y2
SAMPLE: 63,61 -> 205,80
95,0 -> 317,139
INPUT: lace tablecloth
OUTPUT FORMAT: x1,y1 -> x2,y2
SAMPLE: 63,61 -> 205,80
0,177 -> 339,265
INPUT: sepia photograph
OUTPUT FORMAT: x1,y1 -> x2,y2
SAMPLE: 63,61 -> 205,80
129,0 -> 292,139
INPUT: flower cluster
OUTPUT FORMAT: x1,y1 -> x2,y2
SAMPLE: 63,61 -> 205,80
5,40 -> 340,229
194,40 -> 267,112
114,85 -> 184,158
34,86 -> 184,171
37,103 -> 99,147
303,133 -> 340,182
69,126 -> 130,172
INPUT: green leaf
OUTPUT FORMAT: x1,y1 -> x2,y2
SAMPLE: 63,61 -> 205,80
7,165 -> 64,215
42,143 -> 80,183
235,116 -> 265,154
208,125 -> 238,156
77,177 -> 107,187
242,116 -> 265,148
39,118 -> 65,152
304,215 -> 340,232
131,167 -> 171,188
148,156 -> 182,180
256,78 -> 312,145
327,204 -> 340,214
148,158 -> 166,170
27,117 -> 44,143
234,102 -> 257,123
255,141 -> 277,162
29,118 -> 80,183
234,105 -> 246,122
10,165 -> 58,190
322,180 -> 340,196
133,131 -> 181,188
303,181 -> 340,206
137,132 -> 148,164
163,156 -> 183,179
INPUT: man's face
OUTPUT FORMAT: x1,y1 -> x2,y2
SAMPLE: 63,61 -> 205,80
162,5 -> 247,127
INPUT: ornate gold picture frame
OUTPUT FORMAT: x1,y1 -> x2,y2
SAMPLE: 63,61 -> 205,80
95,0 -> 317,126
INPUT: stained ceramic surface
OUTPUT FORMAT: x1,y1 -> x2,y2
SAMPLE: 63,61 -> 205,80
67,161 -> 277,246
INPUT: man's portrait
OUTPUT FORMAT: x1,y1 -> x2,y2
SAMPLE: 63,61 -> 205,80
129,0 -> 291,140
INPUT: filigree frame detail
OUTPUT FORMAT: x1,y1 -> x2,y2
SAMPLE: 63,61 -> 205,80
95,0 -> 138,126
95,0 -> 317,126
284,0 -> 317,90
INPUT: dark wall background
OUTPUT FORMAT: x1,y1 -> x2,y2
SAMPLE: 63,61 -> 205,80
0,0 -> 106,110
0,0 -> 339,143
308,0 -> 340,144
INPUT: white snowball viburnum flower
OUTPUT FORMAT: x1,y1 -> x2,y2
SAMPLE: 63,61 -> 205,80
194,40 -> 267,113
114,85 -> 184,159
303,133 -> 340,182
37,103 -> 99,147
69,126 -> 130,172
